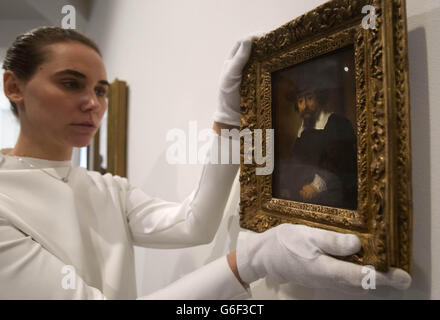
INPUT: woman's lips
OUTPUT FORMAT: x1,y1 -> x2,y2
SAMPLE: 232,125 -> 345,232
71,123 -> 97,133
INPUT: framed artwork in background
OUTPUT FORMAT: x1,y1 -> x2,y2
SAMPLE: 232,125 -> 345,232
88,79 -> 128,178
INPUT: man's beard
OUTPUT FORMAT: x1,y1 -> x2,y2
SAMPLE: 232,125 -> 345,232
301,109 -> 319,129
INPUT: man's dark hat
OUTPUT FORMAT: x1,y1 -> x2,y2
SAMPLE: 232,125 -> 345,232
281,56 -> 340,96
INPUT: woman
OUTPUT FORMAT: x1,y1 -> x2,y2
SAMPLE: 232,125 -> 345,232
0,27 -> 411,299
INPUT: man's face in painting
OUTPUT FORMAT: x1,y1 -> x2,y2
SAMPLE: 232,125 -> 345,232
297,90 -> 319,128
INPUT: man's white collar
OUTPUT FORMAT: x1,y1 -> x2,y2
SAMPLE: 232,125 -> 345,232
297,110 -> 333,138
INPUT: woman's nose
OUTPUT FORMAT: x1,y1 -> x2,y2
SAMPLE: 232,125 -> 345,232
80,91 -> 101,112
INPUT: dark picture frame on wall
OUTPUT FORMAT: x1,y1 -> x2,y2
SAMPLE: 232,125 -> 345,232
239,0 -> 413,273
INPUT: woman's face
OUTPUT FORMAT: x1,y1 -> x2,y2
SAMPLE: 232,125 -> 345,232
15,41 -> 108,148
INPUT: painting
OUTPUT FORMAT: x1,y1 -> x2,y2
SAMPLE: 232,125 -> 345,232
272,46 -> 357,211
239,0 -> 413,273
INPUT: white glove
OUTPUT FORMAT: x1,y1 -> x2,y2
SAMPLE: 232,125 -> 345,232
236,224 -> 412,292
213,34 -> 261,126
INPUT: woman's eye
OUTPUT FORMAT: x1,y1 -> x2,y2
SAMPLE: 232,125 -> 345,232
61,80 -> 80,89
95,87 -> 108,97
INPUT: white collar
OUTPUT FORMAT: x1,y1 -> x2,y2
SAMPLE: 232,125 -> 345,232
297,110 -> 333,138
0,148 -> 72,169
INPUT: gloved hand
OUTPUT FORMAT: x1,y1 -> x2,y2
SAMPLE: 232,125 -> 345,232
213,34 -> 262,127
236,224 -> 412,292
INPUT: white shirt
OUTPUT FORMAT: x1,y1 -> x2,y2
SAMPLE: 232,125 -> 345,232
0,135 -> 249,300
297,110 -> 332,138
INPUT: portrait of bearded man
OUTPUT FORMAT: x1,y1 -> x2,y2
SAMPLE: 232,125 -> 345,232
274,54 -> 358,210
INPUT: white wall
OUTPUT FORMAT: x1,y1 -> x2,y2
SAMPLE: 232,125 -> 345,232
407,1 -> 440,299
0,20 -> 50,61
85,0 -> 440,299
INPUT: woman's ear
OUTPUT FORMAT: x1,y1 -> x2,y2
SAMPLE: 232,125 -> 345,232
3,71 -> 24,105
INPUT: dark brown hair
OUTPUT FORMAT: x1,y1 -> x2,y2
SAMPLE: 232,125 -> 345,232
2,26 -> 102,118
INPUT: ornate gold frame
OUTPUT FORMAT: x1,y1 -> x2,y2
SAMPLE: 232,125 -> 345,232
239,0 -> 412,273
88,79 -> 128,178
